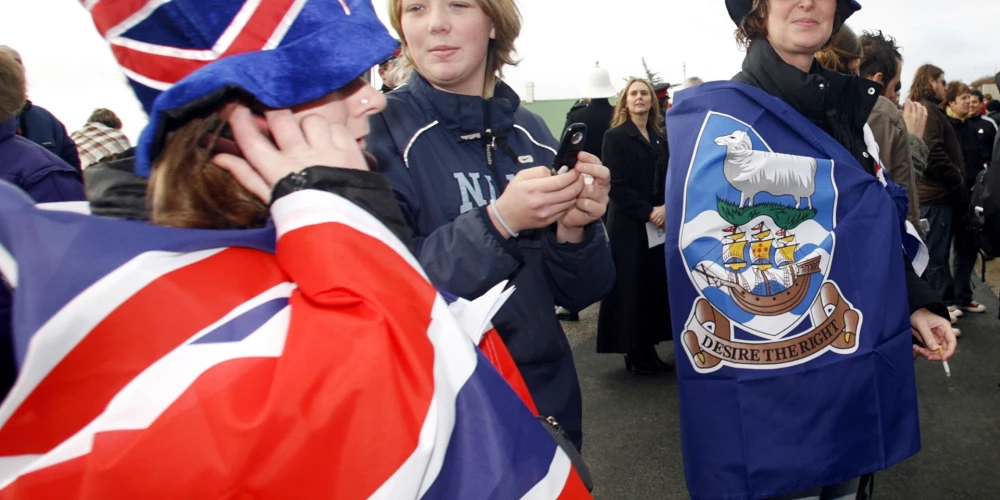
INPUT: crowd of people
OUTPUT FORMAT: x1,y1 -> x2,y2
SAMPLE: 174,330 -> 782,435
0,0 -> 996,499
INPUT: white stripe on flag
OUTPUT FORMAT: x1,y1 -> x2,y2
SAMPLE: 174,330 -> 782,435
520,448 -> 573,500
0,242 -> 17,289
369,298 -> 479,499
270,190 -> 427,280
0,248 -> 226,431
0,286 -> 294,488
36,201 -> 92,215
103,0 -> 172,40
265,0 -> 309,50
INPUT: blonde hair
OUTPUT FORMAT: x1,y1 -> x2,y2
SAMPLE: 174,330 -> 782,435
388,0 -> 522,97
611,77 -> 662,135
0,52 -> 25,122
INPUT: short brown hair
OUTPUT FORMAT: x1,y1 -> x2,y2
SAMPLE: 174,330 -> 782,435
87,108 -> 123,129
148,106 -> 268,229
735,0 -> 844,50
815,24 -> 861,74
0,52 -> 25,123
389,0 -> 521,96
945,81 -> 970,106
611,77 -> 663,136
908,64 -> 944,103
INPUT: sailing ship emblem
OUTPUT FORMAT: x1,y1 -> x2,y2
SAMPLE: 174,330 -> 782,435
677,113 -> 863,372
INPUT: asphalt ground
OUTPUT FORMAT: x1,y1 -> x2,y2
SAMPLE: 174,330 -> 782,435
563,283 -> 1000,500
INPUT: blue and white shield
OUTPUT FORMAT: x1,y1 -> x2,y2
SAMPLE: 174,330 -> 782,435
678,112 -> 840,340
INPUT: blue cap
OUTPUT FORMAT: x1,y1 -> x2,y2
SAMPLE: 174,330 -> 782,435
84,0 -> 398,177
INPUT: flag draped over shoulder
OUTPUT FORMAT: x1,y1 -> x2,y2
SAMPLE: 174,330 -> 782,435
0,183 -> 590,500
664,82 -> 920,500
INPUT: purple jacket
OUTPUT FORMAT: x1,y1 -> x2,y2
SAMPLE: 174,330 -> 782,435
1,117 -> 85,399
1,118 -> 86,203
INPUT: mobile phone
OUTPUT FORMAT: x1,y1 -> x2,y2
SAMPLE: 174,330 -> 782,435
200,109 -> 271,157
551,122 -> 587,175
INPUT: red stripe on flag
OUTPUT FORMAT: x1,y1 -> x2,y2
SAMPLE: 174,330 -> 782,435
479,329 -> 539,415
1,225 -> 440,499
557,466 -> 594,500
0,248 -> 287,456
112,44 -> 207,86
225,0 -> 297,54
90,0 -> 153,38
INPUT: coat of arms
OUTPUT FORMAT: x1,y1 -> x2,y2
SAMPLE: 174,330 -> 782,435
678,113 -> 863,372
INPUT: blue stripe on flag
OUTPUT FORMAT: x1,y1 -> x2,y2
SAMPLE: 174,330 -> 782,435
0,182 -> 276,361
192,298 -> 289,345
422,351 -> 560,499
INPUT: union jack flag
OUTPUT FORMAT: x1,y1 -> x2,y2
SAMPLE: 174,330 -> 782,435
0,183 -> 591,499
84,0 -> 337,91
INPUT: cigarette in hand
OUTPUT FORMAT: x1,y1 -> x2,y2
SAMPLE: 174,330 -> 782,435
939,347 -> 951,378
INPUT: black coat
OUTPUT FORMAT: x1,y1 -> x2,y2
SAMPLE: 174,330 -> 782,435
734,40 -> 946,320
563,99 -> 614,160
597,119 -> 673,353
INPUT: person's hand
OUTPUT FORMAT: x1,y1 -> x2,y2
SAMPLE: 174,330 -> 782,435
911,308 -> 957,361
490,166 -> 584,238
558,152 -> 611,231
902,100 -> 928,138
212,105 -> 368,203
650,205 -> 666,228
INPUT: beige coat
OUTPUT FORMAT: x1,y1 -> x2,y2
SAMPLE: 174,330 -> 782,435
867,96 -> 922,231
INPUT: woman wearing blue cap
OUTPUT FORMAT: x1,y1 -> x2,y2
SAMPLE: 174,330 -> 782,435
663,2 -> 958,499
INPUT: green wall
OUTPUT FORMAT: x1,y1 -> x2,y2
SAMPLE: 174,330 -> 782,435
522,98 -> 619,138
521,99 -> 578,137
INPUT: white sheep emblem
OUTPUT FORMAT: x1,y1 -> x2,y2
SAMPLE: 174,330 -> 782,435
714,130 -> 818,209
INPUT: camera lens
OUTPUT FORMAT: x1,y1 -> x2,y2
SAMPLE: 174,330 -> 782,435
571,132 -> 584,144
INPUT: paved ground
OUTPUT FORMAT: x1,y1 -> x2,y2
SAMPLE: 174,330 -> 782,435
564,284 -> 1000,500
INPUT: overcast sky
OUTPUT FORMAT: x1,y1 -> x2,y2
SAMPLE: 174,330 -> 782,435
2,0 -> 998,143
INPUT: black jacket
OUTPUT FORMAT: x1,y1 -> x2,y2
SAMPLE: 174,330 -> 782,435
563,99 -> 614,160
597,120 -> 671,353
84,149 -> 150,221
734,40 -> 945,319
16,100 -> 81,172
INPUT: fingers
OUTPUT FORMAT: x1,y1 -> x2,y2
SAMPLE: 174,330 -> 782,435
264,109 -> 307,151
574,161 -> 610,185
575,151 -> 601,166
212,153 -> 272,202
515,166 -> 555,180
229,106 -> 280,169
938,326 -> 957,361
299,113 -> 333,149
535,169 -> 583,193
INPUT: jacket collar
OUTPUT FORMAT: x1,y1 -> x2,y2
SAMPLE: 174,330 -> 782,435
737,40 -> 880,134
404,71 -> 521,135
622,118 -> 661,152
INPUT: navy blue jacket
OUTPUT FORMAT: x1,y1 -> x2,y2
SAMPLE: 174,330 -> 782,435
368,74 -> 615,449
1,117 -> 86,399
16,101 -> 81,172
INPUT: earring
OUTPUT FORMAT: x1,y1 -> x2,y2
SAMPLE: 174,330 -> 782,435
361,98 -> 370,105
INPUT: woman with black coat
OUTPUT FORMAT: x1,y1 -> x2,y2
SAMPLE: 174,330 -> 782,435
596,77 -> 672,375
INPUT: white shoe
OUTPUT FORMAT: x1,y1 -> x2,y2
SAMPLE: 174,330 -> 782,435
958,302 -> 987,313
948,306 -> 965,318
953,328 -> 962,338
949,310 -> 959,325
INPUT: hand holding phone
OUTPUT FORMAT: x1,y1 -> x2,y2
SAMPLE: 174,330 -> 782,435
551,123 -> 587,175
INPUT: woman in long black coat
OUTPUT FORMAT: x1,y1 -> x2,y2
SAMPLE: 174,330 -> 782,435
597,77 -> 672,375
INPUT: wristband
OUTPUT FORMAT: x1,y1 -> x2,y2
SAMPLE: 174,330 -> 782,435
489,200 -> 519,238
